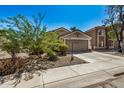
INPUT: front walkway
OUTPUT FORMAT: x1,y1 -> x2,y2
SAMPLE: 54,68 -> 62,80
1,51 -> 124,88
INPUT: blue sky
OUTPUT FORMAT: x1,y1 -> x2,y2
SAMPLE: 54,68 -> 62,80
0,5 -> 107,31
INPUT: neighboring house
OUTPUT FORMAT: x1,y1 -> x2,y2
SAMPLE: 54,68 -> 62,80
52,27 -> 92,53
85,26 -> 117,50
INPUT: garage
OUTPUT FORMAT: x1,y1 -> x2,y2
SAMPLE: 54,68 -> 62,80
56,28 -> 92,53
66,39 -> 88,53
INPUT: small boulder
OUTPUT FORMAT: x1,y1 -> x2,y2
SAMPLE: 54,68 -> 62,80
16,53 -> 29,59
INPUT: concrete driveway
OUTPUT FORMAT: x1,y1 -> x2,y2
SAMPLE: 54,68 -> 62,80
74,51 -> 124,63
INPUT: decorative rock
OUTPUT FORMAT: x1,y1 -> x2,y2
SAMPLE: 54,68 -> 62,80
16,53 -> 29,59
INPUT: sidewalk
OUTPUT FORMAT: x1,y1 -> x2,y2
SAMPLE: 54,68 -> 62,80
1,52 -> 124,88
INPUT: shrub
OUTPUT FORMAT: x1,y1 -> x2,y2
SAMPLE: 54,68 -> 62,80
0,58 -> 24,76
45,49 -> 58,61
58,44 -> 68,56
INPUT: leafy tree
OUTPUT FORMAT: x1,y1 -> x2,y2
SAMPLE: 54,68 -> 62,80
0,29 -> 22,62
41,32 -> 61,60
70,27 -> 79,31
0,13 -> 46,55
104,5 -> 124,53
108,30 -> 116,49
42,32 -> 60,51
0,13 -> 68,61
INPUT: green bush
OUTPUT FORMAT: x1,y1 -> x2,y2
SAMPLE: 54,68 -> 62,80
43,48 -> 58,61
58,44 -> 68,56
49,54 -> 58,61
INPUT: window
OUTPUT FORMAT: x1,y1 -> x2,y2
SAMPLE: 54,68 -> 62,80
101,41 -> 104,47
98,29 -> 104,36
99,41 -> 104,47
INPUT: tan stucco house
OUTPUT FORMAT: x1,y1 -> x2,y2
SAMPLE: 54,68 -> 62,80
85,26 -> 108,49
52,27 -> 92,53
85,26 -> 120,50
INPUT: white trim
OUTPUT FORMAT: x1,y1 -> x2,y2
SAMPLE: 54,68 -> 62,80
61,31 -> 92,39
97,29 -> 106,48
88,40 -> 92,49
60,31 -> 76,38
53,27 -> 70,32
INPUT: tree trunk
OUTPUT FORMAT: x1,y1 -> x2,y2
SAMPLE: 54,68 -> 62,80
118,7 -> 124,53
11,51 -> 16,63
118,26 -> 124,53
114,30 -> 122,53
117,40 -> 122,53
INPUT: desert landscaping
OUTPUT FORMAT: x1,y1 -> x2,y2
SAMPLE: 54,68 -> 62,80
1,5 -> 124,88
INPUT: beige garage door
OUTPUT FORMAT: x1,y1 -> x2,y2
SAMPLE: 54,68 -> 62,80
66,40 -> 88,52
